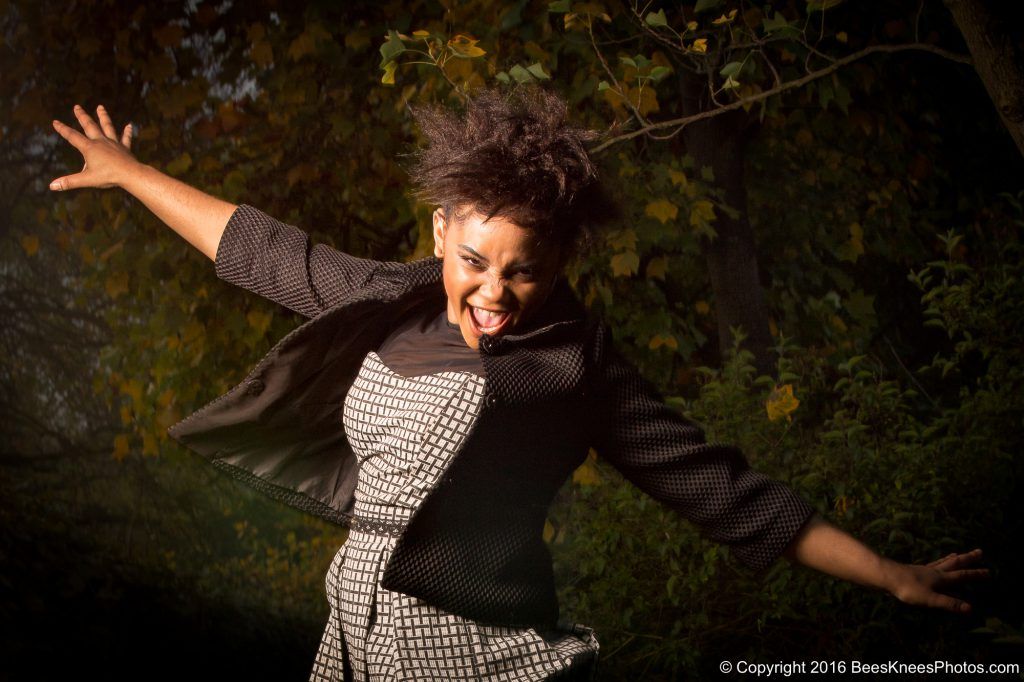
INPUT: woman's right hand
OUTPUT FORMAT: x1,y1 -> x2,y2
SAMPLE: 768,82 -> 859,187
50,104 -> 139,191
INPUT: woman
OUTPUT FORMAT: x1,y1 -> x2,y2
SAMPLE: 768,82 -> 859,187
50,86 -> 987,681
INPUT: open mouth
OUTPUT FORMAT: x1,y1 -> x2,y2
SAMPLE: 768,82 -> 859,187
468,306 -> 512,336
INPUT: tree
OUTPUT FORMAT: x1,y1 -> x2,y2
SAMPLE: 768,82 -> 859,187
944,0 -> 1024,158
379,0 -> 975,376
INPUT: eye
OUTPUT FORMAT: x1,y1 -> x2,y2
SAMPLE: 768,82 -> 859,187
514,268 -> 536,281
460,255 -> 484,269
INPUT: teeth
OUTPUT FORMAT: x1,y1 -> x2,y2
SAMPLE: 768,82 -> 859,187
472,307 -> 510,332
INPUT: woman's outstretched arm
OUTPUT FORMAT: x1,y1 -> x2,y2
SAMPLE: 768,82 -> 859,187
49,103 -> 235,261
782,515 -> 989,614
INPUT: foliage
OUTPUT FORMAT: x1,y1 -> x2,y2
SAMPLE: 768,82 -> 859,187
547,192 -> 1024,678
2,0 -> 1022,675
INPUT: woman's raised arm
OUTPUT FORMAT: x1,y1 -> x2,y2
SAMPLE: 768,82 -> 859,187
49,104 -> 236,262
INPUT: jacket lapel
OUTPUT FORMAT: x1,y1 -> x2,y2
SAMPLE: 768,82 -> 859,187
167,255 -> 592,525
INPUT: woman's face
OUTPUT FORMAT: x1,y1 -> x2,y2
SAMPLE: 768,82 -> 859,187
433,205 -> 563,349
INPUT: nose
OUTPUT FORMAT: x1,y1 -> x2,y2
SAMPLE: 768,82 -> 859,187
479,270 -> 509,303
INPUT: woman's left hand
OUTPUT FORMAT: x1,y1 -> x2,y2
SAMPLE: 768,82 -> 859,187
885,548 -> 989,614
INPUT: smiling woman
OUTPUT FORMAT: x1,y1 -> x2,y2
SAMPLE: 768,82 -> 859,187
432,206 -> 565,349
49,83 -> 989,682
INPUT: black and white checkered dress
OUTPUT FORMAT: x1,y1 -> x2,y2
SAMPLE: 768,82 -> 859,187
309,350 -> 599,681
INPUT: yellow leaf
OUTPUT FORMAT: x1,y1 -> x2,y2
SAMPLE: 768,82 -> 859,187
712,9 -> 737,24
20,234 -> 39,256
105,272 -> 129,299
695,300 -> 710,315
112,433 -> 130,461
412,30 -> 431,37
836,31 -> 848,43
143,431 -> 159,457
183,319 -> 204,344
288,31 -> 316,61
120,405 -> 132,426
248,23 -> 265,42
251,40 -> 274,67
766,384 -> 800,422
448,34 -> 486,58
848,221 -> 864,256
649,334 -> 678,350
157,388 -> 175,409
646,255 -> 668,280
830,314 -> 847,332
610,251 -> 639,277
381,60 -> 397,85
607,229 -> 637,251
543,519 -> 555,543
572,459 -> 602,486
121,378 -> 144,407
690,38 -> 708,53
689,200 -> 715,228
668,169 -> 688,187
686,21 -> 698,31
645,199 -> 679,224
166,152 -> 192,176
247,308 -> 272,334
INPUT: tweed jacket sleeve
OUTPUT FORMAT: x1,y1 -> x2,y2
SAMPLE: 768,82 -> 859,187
589,328 -> 816,572
213,204 -> 381,318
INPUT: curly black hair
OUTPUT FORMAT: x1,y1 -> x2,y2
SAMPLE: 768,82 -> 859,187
404,84 -> 621,258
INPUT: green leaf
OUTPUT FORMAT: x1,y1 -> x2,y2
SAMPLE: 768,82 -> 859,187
807,0 -> 845,11
381,60 -> 397,85
619,55 -> 637,68
649,66 -> 671,82
526,62 -> 551,80
610,250 -> 640,277
719,61 -> 742,78
763,12 -> 799,37
645,9 -> 668,28
548,0 -> 571,12
495,71 -> 511,84
597,80 -> 610,91
694,0 -> 722,13
166,152 -> 192,177
510,64 -> 549,83
379,29 -> 404,65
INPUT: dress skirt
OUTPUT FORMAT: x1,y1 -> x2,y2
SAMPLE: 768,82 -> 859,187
309,352 -> 600,681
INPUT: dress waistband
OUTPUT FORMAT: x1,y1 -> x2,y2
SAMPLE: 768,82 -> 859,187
350,514 -> 407,537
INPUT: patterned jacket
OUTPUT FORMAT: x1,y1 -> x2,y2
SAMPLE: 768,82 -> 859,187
167,204 -> 816,629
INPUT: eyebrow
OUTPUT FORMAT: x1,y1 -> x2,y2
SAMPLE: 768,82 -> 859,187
457,244 -> 539,270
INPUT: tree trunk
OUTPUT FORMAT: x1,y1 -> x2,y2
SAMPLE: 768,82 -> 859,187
678,72 -> 775,377
945,0 -> 1024,158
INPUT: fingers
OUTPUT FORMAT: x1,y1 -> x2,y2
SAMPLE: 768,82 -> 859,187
72,104 -> 104,139
121,123 -> 133,150
51,119 -> 89,151
928,548 -> 983,569
944,568 -> 991,583
926,553 -> 957,568
95,104 -> 118,139
929,592 -> 973,614
49,172 -> 85,192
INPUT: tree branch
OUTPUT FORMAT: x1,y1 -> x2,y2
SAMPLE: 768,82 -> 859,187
590,42 -> 971,154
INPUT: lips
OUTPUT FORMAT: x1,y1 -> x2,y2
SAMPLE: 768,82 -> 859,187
468,306 -> 512,336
